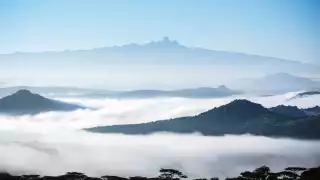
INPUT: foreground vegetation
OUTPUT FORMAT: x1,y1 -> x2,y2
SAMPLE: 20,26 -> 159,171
0,166 -> 319,180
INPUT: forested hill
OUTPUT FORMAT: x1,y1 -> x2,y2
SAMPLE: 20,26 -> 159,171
87,100 -> 320,139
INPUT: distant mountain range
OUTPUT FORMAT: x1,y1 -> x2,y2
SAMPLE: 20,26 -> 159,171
229,72 -> 320,93
2,37 -> 317,67
1,38 -> 319,88
0,86 -> 116,98
2,73 -> 319,98
0,85 -> 240,99
87,100 -> 320,139
109,85 -> 240,99
0,89 -> 84,115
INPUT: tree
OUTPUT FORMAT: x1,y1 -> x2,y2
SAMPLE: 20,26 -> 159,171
21,175 -> 41,180
158,169 -> 187,180
226,177 -> 246,180
63,172 -> 87,180
300,166 -> 320,180
84,177 -> 102,180
210,178 -> 219,180
277,171 -> 299,180
101,175 -> 128,180
129,176 -> 148,180
239,166 -> 271,180
254,166 -> 270,175
285,167 -> 307,173
266,173 -> 279,180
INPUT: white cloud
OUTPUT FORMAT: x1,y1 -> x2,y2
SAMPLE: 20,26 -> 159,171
0,97 -> 235,132
0,92 -> 319,132
0,93 -> 319,178
0,131 -> 319,179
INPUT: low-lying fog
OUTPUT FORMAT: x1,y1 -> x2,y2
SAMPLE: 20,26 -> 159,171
0,92 -> 320,178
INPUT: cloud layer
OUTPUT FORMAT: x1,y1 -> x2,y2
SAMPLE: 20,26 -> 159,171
0,93 -> 319,178
1,131 -> 320,179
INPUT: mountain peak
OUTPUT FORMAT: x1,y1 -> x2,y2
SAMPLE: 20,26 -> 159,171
15,89 -> 33,95
145,37 -> 185,48
226,99 -> 264,108
8,89 -> 44,100
217,85 -> 230,90
208,99 -> 268,120
0,89 -> 84,115
162,36 -> 171,42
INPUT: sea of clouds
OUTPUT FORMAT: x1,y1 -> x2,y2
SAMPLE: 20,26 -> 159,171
0,92 -> 319,178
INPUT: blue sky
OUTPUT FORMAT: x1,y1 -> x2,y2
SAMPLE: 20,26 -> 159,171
0,0 -> 319,63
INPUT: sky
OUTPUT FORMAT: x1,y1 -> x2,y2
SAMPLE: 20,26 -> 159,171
0,0 -> 319,63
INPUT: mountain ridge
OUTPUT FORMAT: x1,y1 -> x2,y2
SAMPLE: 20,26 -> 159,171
229,72 -> 320,93
86,99 -> 320,139
115,85 -> 240,99
1,37 -> 316,66
0,89 -> 85,115
0,85 -> 240,99
1,38 -> 319,89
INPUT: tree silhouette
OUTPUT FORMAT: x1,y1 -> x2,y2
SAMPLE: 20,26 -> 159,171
300,166 -> 320,180
285,167 -> 307,173
210,178 -> 219,180
158,169 -> 187,180
238,166 -> 272,180
129,176 -> 148,180
225,177 -> 246,180
21,175 -> 41,180
278,170 -> 299,180
101,175 -> 128,180
84,177 -> 102,180
0,166 -> 319,180
63,172 -> 87,180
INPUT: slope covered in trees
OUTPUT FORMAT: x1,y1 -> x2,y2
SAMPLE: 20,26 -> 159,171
87,100 -> 320,139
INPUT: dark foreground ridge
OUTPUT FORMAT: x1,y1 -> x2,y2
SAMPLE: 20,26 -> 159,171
0,89 -> 85,115
0,166 -> 319,180
87,100 -> 320,139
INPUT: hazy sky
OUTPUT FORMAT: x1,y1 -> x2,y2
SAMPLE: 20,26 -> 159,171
0,0 -> 319,63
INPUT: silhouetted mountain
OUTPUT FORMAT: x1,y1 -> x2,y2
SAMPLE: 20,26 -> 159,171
0,86 -> 119,98
0,90 -> 84,115
115,86 -> 240,99
269,105 -> 307,118
0,86 -> 239,99
229,73 -> 320,93
87,100 -> 320,139
1,38 -> 319,88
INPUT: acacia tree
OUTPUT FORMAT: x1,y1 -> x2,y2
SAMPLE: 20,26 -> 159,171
158,169 -> 187,180
239,166 -> 271,180
285,167 -> 307,177
63,172 -> 87,180
21,175 -> 41,180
